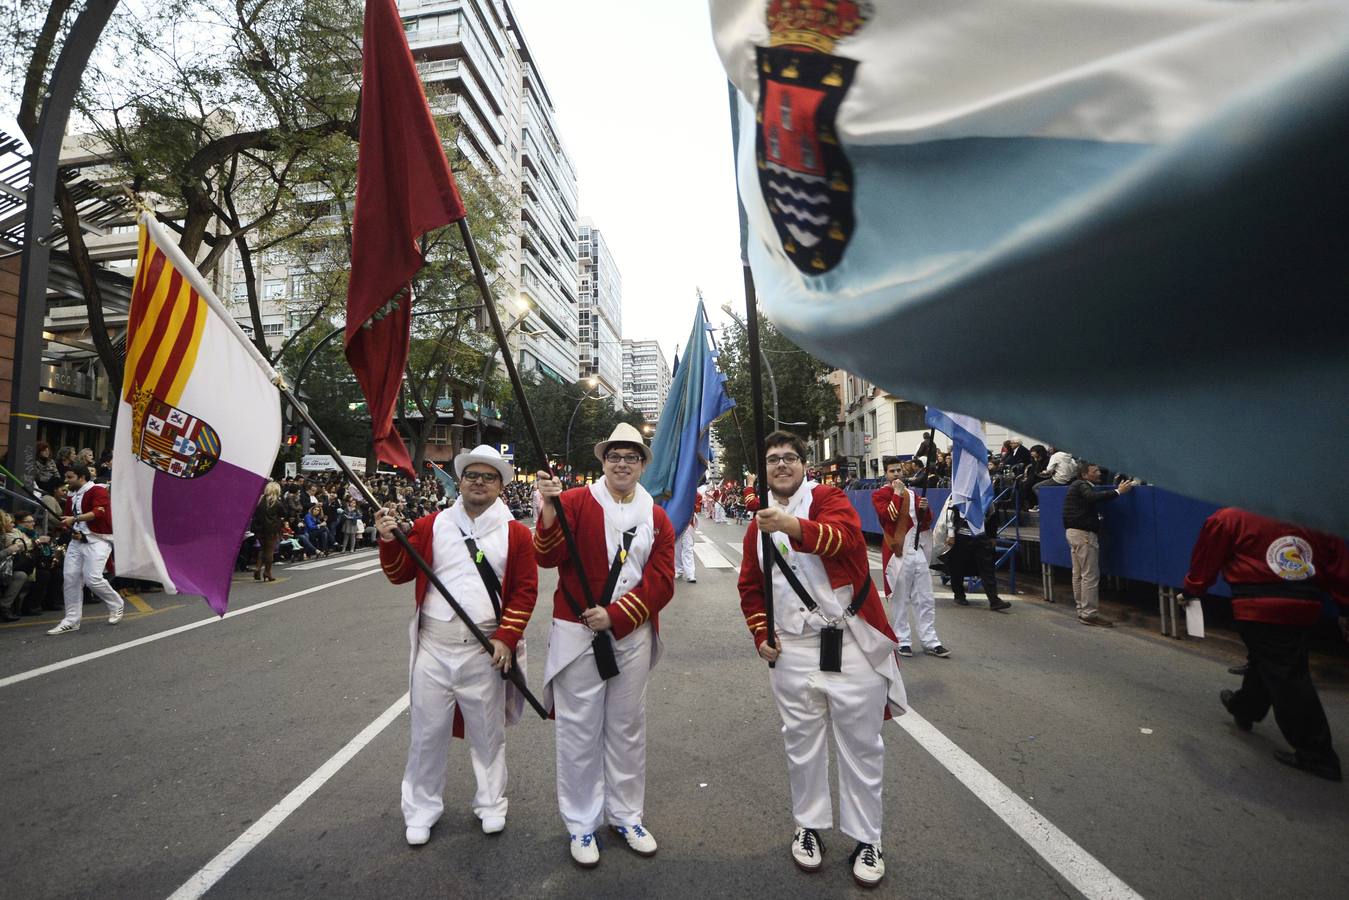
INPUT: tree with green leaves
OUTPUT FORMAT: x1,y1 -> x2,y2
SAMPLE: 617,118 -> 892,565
712,312 -> 838,481
498,377 -> 647,479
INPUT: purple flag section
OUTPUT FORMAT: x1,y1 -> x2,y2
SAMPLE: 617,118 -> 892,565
150,460 -> 267,616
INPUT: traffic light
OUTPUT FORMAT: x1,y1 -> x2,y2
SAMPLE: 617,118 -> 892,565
285,433 -> 299,447
304,433 -> 317,455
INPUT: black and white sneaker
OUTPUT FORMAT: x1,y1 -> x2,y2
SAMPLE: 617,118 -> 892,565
897,645 -> 913,658
790,827 -> 824,872
850,841 -> 885,887
924,645 -> 951,658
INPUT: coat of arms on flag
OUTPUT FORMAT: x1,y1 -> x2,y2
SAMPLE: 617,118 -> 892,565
129,387 -> 221,479
755,0 -> 869,275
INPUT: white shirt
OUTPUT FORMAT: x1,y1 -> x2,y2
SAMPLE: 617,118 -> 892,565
1046,451 -> 1076,483
756,481 -> 849,636
423,499 -> 512,624
71,482 -> 109,544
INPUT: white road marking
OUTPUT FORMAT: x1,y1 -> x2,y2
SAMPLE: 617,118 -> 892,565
722,541 -> 742,559
894,707 -> 1143,900
287,549 -> 377,571
0,570 -> 382,690
166,693 -> 411,900
336,557 -> 383,571
693,542 -> 734,569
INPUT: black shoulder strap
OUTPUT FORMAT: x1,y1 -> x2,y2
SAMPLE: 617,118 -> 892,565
769,539 -> 868,617
601,527 -> 638,607
459,529 -> 503,622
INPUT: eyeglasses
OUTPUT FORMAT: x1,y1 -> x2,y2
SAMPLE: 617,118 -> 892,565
604,453 -> 643,465
765,453 -> 802,466
461,471 -> 501,483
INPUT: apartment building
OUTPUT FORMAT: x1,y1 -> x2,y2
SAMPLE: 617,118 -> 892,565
621,339 -> 671,423
577,218 -> 623,410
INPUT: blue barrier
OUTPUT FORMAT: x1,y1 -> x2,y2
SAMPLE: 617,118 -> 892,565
848,488 -> 950,536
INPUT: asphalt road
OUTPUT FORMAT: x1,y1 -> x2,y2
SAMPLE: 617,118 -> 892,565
2,520 -> 1346,900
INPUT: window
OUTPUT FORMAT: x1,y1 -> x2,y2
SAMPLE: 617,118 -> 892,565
263,279 -> 285,301
232,283 -> 248,300
428,425 -> 450,444
262,322 -> 284,336
894,402 -> 926,432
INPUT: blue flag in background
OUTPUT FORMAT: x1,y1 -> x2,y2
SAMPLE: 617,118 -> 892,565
714,1 -> 1349,535
428,461 -> 458,501
641,302 -> 735,536
926,408 -> 994,535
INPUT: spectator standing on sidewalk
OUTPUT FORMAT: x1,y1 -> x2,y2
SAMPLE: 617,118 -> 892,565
1062,462 -> 1134,626
1184,507 -> 1349,782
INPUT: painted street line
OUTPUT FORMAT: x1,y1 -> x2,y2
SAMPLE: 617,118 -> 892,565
0,570 -> 382,690
692,542 -> 734,569
894,707 -> 1143,900
167,693 -> 411,900
336,557 -> 384,572
287,549 -> 377,571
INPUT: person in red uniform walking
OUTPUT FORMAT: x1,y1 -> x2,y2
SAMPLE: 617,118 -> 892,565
870,456 -> 945,658
1183,507 -> 1349,782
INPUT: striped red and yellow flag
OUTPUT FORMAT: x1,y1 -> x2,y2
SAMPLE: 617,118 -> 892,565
123,223 -> 209,410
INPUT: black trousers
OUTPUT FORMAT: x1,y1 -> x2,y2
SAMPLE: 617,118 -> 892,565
1230,620 -> 1340,771
947,533 -> 1000,602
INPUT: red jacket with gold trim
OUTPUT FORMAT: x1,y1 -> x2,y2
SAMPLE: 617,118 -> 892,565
533,487 -> 675,639
737,483 -> 897,649
378,515 -> 538,651
65,483 -> 113,536
870,483 -> 933,576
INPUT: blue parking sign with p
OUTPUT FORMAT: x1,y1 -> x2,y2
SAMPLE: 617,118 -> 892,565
499,443 -> 515,461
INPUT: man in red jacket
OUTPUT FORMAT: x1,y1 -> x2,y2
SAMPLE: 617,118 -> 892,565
376,444 -> 538,845
1183,507 -> 1349,782
534,422 -> 675,868
871,456 -> 947,658
738,432 -> 907,889
47,467 -> 123,635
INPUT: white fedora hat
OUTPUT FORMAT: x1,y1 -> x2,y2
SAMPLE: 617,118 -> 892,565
594,422 -> 652,465
453,444 -> 515,483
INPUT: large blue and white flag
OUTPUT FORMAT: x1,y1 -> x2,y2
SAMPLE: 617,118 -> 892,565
713,1 -> 1349,534
925,408 -> 994,535
641,302 -> 736,535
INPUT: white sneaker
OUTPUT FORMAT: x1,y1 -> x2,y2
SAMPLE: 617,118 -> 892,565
46,622 -> 79,636
405,826 -> 430,846
791,827 -> 824,872
481,815 -> 506,835
569,832 -> 600,868
108,606 -> 124,625
851,841 -> 885,888
611,823 -> 657,857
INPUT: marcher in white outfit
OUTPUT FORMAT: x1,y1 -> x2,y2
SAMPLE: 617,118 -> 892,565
376,445 -> 538,847
872,457 -> 948,659
534,423 -> 676,868
675,513 -> 698,583
737,433 -> 906,889
47,468 -> 123,635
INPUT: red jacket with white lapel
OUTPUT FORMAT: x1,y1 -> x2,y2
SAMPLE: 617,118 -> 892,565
737,483 -> 897,649
378,514 -> 538,651
533,486 -> 675,639
65,484 -> 113,536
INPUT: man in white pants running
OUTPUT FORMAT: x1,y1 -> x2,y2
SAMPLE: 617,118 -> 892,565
47,468 -> 123,635
871,457 -> 949,659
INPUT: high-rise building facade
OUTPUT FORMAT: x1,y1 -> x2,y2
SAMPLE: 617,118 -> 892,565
621,339 -> 671,423
577,218 -> 623,409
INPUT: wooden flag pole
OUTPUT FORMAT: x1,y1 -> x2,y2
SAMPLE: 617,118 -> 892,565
741,264 -> 777,666
282,380 -> 549,720
455,220 -> 620,680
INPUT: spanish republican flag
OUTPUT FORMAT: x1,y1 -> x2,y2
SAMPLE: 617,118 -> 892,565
344,0 -> 467,474
113,215 -> 283,615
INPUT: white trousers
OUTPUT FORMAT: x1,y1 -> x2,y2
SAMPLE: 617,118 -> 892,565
403,616 -> 507,828
886,553 -> 940,649
553,623 -> 653,834
772,628 -> 888,844
675,528 -> 696,580
61,537 -> 122,626
712,502 -> 727,524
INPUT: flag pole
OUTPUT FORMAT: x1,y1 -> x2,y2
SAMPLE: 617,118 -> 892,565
915,428 -> 934,552
283,382 -> 549,720
741,264 -> 777,665
455,219 -> 620,680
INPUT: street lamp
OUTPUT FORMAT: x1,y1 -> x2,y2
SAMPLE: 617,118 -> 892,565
564,378 -> 603,477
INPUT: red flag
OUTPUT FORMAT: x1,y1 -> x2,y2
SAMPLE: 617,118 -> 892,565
345,0 -> 466,474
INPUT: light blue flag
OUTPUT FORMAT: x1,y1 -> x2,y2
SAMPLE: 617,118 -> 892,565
641,302 -> 736,535
428,461 -> 458,501
714,1 -> 1349,535
926,408 -> 994,535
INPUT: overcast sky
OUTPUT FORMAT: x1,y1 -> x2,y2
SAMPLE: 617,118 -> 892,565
509,0 -> 743,364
